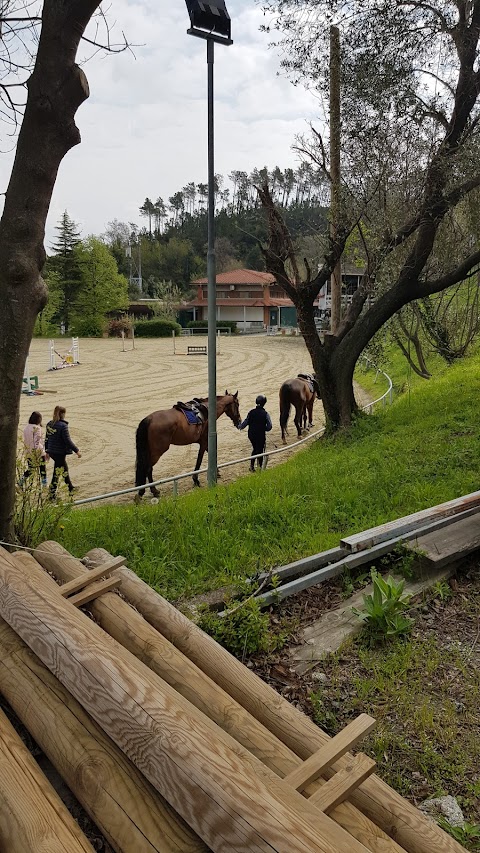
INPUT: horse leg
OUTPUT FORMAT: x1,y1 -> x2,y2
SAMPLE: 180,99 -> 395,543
193,440 -> 207,487
294,404 -> 303,438
148,467 -> 160,497
307,397 -> 314,428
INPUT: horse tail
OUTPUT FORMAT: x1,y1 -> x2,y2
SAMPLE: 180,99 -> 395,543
279,383 -> 291,439
135,416 -> 151,487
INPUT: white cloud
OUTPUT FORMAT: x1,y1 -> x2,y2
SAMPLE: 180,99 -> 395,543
0,0 -> 323,242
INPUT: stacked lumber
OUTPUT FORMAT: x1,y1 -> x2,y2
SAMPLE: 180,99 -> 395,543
0,541 -> 468,853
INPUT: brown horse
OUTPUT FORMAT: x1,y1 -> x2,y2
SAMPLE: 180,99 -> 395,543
135,391 -> 241,497
279,375 -> 319,444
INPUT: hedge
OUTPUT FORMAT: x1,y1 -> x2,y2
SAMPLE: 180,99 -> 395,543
134,319 -> 181,337
187,319 -> 237,333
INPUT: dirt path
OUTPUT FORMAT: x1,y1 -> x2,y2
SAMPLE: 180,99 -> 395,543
19,335 -> 372,503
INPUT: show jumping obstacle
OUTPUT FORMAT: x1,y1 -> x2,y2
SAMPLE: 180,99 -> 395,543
48,338 -> 80,371
0,539 -> 467,853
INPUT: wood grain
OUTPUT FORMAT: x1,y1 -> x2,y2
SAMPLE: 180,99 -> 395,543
0,705 -> 94,853
67,576 -> 121,607
31,545 -> 407,853
310,755 -> 376,813
60,556 -> 126,596
284,715 -> 376,791
78,546 -> 466,853
0,547 -> 370,853
0,606 -> 208,853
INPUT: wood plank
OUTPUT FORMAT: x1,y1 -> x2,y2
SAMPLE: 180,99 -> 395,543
30,545 -> 405,853
341,491 -> 480,552
81,544 -> 466,853
0,547 -> 369,853
309,755 -> 376,814
0,705 -> 94,853
68,576 -> 121,607
60,556 -> 126,596
283,716 -> 376,792
414,515 -> 480,568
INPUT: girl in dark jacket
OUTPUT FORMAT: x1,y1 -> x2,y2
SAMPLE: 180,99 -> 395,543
45,406 -> 82,497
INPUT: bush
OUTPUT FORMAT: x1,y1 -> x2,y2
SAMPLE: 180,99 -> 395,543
198,597 -> 281,657
14,455 -> 72,548
108,317 -> 133,337
71,317 -> 105,337
187,319 -> 237,333
134,319 -> 181,337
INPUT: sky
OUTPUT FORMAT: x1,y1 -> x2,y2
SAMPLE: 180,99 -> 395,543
0,0 -> 322,244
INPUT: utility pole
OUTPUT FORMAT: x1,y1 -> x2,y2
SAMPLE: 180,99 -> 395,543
329,24 -> 342,334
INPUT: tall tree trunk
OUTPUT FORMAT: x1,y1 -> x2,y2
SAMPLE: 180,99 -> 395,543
0,0 -> 100,541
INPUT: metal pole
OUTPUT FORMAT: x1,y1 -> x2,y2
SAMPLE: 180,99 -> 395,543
329,24 -> 342,334
207,38 -> 218,487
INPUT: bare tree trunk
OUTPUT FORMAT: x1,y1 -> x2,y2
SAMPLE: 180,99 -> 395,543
0,0 -> 100,540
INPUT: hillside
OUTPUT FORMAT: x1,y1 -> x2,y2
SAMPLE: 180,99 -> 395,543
59,347 -> 480,599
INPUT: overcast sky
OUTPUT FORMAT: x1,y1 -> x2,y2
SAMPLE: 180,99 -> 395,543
1,0 -> 323,243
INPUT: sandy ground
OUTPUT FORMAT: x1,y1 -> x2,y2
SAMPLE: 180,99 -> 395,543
19,335 -> 371,503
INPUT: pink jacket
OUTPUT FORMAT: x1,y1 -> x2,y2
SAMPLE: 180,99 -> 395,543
23,424 -> 45,455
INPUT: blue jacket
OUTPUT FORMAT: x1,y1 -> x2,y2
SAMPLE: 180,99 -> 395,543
45,420 -> 78,456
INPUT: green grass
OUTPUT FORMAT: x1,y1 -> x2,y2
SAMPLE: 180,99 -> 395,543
311,596 -> 480,829
57,348 -> 480,599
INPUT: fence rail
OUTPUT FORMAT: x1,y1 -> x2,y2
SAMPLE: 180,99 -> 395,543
73,357 -> 393,507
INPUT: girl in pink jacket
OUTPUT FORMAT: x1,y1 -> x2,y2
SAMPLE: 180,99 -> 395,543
22,411 -> 47,486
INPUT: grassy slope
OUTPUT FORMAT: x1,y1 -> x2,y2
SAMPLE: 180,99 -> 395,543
59,347 -> 480,599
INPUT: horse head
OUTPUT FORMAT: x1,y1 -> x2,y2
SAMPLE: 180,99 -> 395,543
224,390 -> 241,427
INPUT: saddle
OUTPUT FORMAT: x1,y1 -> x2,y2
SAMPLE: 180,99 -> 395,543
298,373 -> 319,395
174,398 -> 208,425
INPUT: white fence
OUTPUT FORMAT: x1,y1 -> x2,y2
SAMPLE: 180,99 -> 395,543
73,357 -> 393,507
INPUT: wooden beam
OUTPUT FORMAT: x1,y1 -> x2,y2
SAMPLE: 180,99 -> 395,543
60,556 -> 126,596
29,545 -> 405,853
76,546 -> 466,853
0,614 -> 209,853
283,715 -> 376,792
0,547 -> 370,853
0,705 -> 94,853
68,576 -> 121,607
341,491 -> 480,552
309,755 -> 376,814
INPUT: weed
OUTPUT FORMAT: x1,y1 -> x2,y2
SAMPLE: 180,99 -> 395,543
198,597 -> 287,658
438,819 -> 480,851
14,455 -> 72,548
380,543 -> 421,580
432,579 -> 453,601
353,569 -> 413,644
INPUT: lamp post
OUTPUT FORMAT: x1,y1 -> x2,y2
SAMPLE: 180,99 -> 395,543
185,0 -> 232,487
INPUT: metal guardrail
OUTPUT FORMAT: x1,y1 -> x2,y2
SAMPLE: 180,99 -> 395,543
73,356 -> 393,507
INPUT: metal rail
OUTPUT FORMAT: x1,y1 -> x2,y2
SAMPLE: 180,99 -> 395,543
73,356 -> 393,507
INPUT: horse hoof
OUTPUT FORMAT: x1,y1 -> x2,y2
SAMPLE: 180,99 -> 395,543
282,439 -> 287,446
309,422 -> 314,428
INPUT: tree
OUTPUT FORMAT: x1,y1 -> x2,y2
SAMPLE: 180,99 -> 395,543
259,0 -> 480,428
0,0 -> 128,539
49,210 -> 82,332
73,237 -> 129,335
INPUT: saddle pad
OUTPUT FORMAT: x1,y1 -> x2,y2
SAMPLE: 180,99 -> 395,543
181,408 -> 202,425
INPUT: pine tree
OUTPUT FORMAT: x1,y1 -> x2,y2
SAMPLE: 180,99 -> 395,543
50,211 -> 82,332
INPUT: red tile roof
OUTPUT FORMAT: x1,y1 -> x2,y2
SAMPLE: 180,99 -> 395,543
192,268 -> 276,285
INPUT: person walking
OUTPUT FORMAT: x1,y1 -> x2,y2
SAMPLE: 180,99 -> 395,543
21,411 -> 47,486
45,406 -> 81,497
238,394 -> 272,472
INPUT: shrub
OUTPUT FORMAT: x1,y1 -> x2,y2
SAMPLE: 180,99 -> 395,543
134,319 -> 181,337
71,317 -> 105,337
353,569 -> 413,644
108,317 -> 133,337
14,455 -> 72,548
187,319 -> 237,333
198,597 -> 285,657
